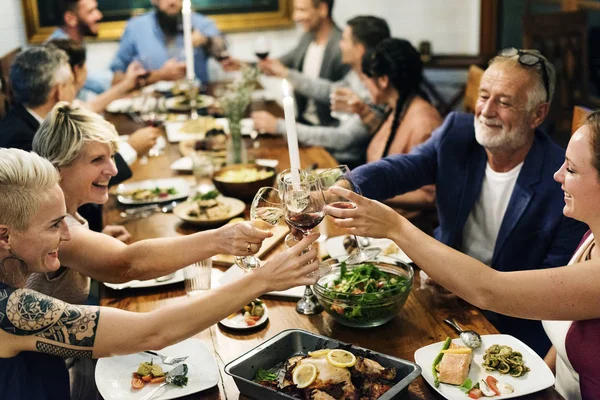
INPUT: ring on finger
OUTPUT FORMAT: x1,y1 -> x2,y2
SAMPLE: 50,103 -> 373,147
247,243 -> 252,253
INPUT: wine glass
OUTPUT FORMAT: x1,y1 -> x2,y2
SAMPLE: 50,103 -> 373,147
212,36 -> 230,62
319,165 -> 381,264
254,36 -> 271,60
235,187 -> 284,271
277,168 -> 309,247
281,173 -> 327,315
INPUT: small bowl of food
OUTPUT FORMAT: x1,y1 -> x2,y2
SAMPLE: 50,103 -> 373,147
212,164 -> 276,202
313,257 -> 413,328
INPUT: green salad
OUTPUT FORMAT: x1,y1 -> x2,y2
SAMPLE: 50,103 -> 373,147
318,262 -> 411,326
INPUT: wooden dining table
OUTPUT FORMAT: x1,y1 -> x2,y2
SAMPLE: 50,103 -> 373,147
98,87 -> 563,400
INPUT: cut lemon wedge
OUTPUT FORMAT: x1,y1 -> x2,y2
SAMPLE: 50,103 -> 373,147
326,349 -> 356,368
292,363 -> 317,388
308,349 -> 331,358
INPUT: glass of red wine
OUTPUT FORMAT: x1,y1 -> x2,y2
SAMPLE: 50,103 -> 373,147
254,36 -> 271,60
319,165 -> 381,264
212,36 -> 230,62
281,172 -> 328,315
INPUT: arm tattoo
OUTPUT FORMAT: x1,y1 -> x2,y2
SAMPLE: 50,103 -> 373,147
0,287 -> 100,349
35,341 -> 93,359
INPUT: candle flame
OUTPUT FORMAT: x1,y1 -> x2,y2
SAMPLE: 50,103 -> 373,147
282,79 -> 291,97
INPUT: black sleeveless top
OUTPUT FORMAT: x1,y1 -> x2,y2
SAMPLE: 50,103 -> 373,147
0,282 -> 70,399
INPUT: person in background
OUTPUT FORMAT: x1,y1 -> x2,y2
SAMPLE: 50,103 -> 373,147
325,109 -> 600,400
110,0 -> 224,85
258,0 -> 348,128
45,39 -> 160,162
344,48 -> 589,356
48,0 -> 110,96
0,47 -> 76,152
251,16 -> 390,167
358,38 -> 442,230
0,46 -> 148,236
0,148 -> 320,400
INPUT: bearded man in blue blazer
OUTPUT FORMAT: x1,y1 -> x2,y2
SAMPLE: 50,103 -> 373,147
353,49 -> 588,357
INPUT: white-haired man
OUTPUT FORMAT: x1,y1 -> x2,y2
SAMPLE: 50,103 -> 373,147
352,49 -> 589,356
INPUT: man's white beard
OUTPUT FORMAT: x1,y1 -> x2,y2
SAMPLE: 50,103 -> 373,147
474,116 -> 530,153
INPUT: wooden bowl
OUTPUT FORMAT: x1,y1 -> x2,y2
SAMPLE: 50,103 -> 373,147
212,164 -> 276,202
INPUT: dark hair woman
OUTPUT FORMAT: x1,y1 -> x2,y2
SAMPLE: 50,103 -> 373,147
360,38 -> 442,231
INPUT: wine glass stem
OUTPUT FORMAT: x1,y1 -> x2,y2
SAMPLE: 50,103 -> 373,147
354,235 -> 365,252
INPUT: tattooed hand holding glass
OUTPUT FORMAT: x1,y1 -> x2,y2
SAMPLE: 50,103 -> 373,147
0,149 -> 319,399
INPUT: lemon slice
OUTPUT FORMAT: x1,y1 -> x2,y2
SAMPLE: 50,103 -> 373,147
308,349 -> 331,358
292,363 -> 317,388
326,349 -> 356,368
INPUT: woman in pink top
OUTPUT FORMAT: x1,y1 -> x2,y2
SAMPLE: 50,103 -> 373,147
360,38 -> 442,232
325,110 -> 600,399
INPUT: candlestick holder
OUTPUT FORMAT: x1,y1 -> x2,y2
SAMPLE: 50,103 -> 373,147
187,77 -> 199,120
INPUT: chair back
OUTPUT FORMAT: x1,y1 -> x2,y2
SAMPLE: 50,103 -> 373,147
0,47 -> 21,108
463,65 -> 485,113
572,106 -> 591,135
523,11 -> 588,133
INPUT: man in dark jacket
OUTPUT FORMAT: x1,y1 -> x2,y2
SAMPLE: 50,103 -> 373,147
353,50 -> 589,356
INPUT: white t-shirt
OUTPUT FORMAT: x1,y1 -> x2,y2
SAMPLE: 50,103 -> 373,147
461,162 -> 524,265
301,41 -> 326,125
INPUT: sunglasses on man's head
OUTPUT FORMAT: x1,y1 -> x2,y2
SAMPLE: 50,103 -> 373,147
498,47 -> 550,102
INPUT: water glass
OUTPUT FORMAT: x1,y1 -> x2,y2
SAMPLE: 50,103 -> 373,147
184,259 -> 212,296
330,87 -> 353,121
191,151 -> 214,191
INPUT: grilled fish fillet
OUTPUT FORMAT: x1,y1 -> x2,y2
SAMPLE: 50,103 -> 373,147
437,343 -> 472,385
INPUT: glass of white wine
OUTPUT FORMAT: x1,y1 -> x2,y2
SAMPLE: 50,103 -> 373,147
235,187 -> 284,271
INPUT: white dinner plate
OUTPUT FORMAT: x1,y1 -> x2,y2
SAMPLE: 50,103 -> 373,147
95,338 -> 219,400
172,196 -> 246,226
170,156 -> 278,173
165,118 -> 255,143
116,178 -> 190,205
219,303 -> 269,330
218,265 -> 305,298
414,334 -> 555,400
103,270 -> 184,290
325,236 -> 412,264
106,98 -> 134,113
165,94 -> 215,111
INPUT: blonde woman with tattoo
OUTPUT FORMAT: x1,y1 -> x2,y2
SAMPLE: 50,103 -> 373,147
0,148 -> 319,399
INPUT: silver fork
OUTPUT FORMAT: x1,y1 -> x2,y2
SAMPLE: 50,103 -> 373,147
144,350 -> 188,365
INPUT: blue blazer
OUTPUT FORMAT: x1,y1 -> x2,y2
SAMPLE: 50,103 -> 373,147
354,112 -> 588,355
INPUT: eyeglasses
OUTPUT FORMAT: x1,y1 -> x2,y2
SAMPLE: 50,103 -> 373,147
498,47 -> 550,102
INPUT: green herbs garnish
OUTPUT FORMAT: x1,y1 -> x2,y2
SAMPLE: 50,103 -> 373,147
192,190 -> 220,201
152,187 -> 177,195
170,374 -> 188,387
459,378 -> 473,393
254,368 -> 278,383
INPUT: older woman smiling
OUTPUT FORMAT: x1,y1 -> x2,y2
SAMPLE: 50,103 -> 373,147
31,102 -> 273,296
0,148 -> 319,399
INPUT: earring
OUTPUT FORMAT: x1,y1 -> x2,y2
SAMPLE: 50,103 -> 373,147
0,256 -> 28,287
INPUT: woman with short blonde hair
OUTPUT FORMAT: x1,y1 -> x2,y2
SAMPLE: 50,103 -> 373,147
0,148 -> 319,399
